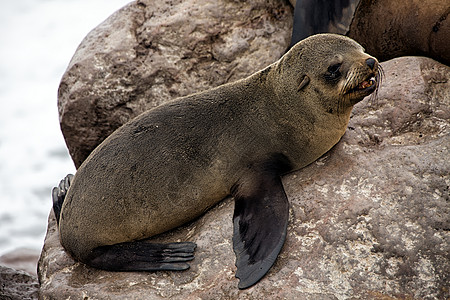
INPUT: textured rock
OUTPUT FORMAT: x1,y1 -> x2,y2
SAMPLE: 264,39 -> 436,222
0,265 -> 39,300
58,0 -> 293,168
39,56 -> 449,299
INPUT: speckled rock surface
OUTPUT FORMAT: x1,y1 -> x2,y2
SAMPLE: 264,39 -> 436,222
39,56 -> 449,299
58,0 -> 293,168
0,265 -> 39,300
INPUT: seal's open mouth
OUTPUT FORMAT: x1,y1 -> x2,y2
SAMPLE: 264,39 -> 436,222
347,74 -> 377,97
356,76 -> 376,91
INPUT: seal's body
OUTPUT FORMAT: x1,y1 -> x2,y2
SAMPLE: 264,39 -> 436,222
53,34 -> 380,289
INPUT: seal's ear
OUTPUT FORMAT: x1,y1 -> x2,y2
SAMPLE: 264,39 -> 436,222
298,75 -> 310,91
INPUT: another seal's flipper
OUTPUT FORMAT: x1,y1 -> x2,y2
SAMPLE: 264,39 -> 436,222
86,241 -> 197,271
289,0 -> 360,48
231,154 -> 291,289
52,174 -> 74,225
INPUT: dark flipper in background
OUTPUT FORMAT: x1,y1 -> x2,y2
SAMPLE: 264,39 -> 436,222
290,0 -> 360,48
52,174 -> 73,225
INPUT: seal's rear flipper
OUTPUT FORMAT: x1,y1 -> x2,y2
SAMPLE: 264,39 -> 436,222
52,174 -> 74,225
52,175 -> 196,272
86,241 -> 197,271
231,154 -> 291,289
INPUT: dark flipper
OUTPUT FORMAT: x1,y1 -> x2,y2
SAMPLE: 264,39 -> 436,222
52,174 -> 74,225
290,0 -> 360,48
86,241 -> 197,271
231,154 -> 291,289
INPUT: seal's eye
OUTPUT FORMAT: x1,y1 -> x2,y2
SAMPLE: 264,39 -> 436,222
326,63 -> 342,80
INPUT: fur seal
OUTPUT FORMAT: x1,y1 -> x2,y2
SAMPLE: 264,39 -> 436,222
290,0 -> 450,65
52,34 -> 380,289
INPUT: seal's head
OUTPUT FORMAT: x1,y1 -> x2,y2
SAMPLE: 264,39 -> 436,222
271,34 -> 381,116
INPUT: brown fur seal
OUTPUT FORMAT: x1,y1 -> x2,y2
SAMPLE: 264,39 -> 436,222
52,34 -> 380,289
290,0 -> 449,65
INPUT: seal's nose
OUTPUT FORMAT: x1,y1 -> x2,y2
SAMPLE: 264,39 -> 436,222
365,58 -> 376,70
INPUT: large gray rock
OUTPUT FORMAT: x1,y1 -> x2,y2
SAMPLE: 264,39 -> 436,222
58,0 -> 293,168
39,56 -> 449,299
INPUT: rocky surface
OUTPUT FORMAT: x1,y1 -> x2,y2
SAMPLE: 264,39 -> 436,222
0,265 -> 39,300
39,56 -> 449,299
58,0 -> 293,168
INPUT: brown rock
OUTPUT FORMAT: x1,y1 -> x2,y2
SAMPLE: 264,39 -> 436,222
58,0 -> 293,168
39,56 -> 450,299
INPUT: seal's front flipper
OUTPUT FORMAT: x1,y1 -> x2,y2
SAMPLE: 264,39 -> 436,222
231,155 -> 291,289
86,241 -> 197,272
52,174 -> 74,225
